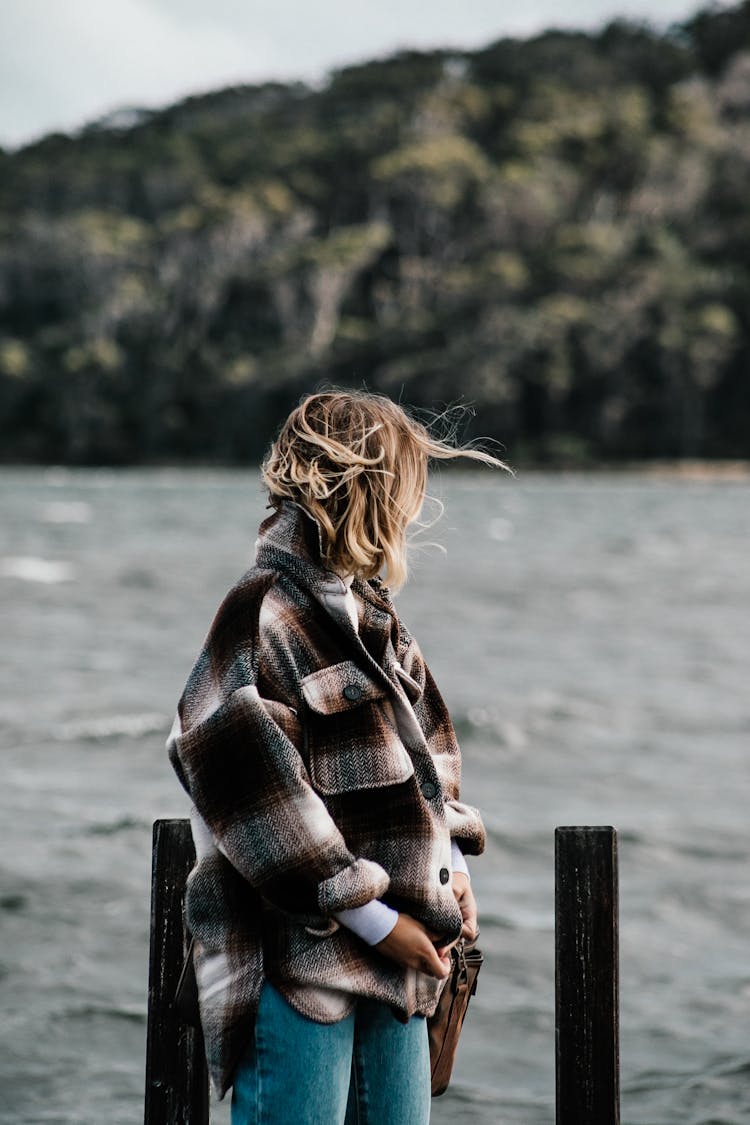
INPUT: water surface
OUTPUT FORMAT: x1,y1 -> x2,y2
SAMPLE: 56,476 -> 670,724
1,467 -> 748,1124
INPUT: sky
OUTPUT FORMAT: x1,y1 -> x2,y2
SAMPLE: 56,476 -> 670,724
0,0 -> 735,150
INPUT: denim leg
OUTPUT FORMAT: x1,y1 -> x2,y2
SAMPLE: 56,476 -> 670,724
345,1003 -> 431,1125
231,980 -> 355,1125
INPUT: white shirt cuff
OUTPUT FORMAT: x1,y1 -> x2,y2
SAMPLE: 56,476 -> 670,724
334,899 -> 399,946
451,840 -> 470,880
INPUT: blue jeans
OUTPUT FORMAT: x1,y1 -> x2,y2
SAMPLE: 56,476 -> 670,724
231,979 -> 431,1124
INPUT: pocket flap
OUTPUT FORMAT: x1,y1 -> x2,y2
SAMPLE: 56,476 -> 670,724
301,660 -> 387,716
300,661 -> 415,795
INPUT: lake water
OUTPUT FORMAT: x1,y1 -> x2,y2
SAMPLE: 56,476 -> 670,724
1,467 -> 748,1124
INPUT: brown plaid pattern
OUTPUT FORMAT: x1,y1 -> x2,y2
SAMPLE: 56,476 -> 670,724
167,501 -> 486,1096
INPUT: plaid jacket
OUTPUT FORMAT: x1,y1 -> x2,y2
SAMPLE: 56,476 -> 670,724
166,500 -> 486,1097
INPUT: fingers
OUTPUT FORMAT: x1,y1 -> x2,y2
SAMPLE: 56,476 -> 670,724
460,904 -> 478,940
415,932 -> 451,979
377,915 -> 450,978
374,913 -> 464,979
451,871 -> 470,899
420,945 -> 450,979
456,884 -> 479,940
434,936 -> 460,958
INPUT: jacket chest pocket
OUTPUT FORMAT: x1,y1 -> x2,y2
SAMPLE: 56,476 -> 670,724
300,660 -> 415,796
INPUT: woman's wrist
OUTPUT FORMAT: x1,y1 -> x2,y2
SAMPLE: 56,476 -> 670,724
334,899 -> 399,946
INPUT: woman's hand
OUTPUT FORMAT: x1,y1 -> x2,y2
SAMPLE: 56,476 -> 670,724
451,872 -> 478,941
374,913 -> 452,979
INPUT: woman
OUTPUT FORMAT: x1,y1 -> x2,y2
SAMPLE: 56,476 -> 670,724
167,390 -> 507,1124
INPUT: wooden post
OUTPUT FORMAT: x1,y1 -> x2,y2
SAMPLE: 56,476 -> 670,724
145,819 -> 209,1125
555,826 -> 620,1125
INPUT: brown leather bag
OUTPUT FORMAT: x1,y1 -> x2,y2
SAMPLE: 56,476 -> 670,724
427,937 -> 483,1097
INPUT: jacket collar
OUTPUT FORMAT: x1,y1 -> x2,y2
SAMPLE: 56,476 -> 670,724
254,501 -> 422,699
254,500 -> 395,615
255,499 -> 326,569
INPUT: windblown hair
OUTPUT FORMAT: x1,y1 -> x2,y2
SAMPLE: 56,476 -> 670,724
261,390 -> 510,591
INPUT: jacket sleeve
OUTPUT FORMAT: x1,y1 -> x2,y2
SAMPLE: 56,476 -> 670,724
443,797 -> 486,857
166,583 -> 390,921
168,687 -> 390,919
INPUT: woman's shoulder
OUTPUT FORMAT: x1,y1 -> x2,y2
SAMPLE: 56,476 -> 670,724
197,563 -> 316,663
213,564 -> 278,616
198,565 -> 281,656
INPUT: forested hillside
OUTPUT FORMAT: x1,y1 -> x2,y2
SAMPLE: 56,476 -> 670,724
1,2 -> 749,464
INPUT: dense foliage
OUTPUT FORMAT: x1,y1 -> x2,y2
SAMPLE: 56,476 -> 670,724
1,2 -> 749,464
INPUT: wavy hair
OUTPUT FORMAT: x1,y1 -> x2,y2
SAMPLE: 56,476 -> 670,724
261,390 -> 510,591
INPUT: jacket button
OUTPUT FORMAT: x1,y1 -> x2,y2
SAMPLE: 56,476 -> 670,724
439,867 -> 450,885
421,781 -> 438,800
343,683 -> 362,701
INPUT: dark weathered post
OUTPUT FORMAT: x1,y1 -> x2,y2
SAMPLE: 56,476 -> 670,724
145,818 -> 209,1125
555,826 -> 619,1125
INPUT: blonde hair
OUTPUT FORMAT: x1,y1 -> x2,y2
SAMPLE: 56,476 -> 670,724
261,390 -> 510,591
